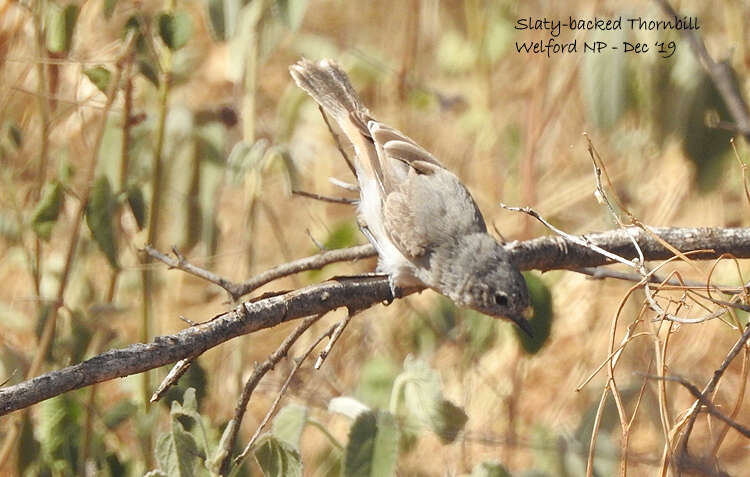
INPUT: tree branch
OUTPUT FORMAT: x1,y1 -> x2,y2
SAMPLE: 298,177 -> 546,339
2,226 -> 750,416
143,243 -> 376,301
0,276 -> 390,416
508,227 -> 750,271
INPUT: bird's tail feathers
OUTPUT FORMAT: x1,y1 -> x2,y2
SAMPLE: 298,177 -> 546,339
289,58 -> 366,120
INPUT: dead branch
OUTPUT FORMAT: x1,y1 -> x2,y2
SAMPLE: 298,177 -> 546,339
292,189 -> 357,205
2,226 -> 750,416
143,243 -> 376,301
0,275 -> 390,416
508,227 -> 750,271
674,315 -> 750,453
641,374 -> 750,439
218,313 -> 326,475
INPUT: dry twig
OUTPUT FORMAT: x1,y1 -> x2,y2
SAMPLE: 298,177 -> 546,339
143,243 -> 377,302
641,374 -> 750,438
218,313 -> 326,474
232,319 -> 339,468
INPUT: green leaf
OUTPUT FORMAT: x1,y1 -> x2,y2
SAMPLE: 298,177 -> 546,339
103,0 -> 118,19
514,273 -> 553,354
462,310 -> 498,362
276,0 -> 309,31
399,356 -> 468,443
31,181 -> 64,241
355,357 -> 399,409
125,184 -> 147,230
17,414 -> 40,476
226,139 -> 267,184
39,394 -> 82,471
470,460 -> 512,477
206,0 -> 227,41
206,420 -> 235,473
169,387 -> 201,422
158,11 -> 193,51
431,399 -> 468,444
138,56 -> 160,87
254,434 -> 303,477
343,410 -> 399,477
103,400 -> 138,429
581,28 -> 629,130
85,175 -> 118,268
84,65 -> 112,95
680,64 -> 736,192
47,4 -> 79,54
153,388 -> 210,475
275,83 -> 308,142
272,403 -> 308,448
0,210 -> 20,243
6,121 -> 22,148
437,30 -> 477,74
324,221 -> 359,250
483,15 -> 513,64
155,419 -> 201,477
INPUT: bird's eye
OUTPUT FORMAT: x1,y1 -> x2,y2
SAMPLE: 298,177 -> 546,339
494,293 -> 508,307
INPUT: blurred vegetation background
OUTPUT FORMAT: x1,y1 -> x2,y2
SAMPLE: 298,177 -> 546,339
0,0 -> 748,475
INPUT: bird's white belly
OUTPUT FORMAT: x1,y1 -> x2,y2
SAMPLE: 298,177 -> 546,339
356,174 -> 421,287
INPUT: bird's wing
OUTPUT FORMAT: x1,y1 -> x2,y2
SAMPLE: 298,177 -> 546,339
381,159 -> 488,261
367,121 -> 443,193
364,120 -> 488,261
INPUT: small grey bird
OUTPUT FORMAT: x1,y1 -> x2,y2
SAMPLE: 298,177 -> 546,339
290,58 -> 532,335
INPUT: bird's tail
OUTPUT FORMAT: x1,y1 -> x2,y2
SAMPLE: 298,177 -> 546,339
289,58 -> 367,120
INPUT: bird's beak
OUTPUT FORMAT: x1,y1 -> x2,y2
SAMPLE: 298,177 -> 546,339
511,306 -> 534,337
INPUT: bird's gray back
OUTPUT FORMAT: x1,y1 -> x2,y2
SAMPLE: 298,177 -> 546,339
383,166 -> 487,262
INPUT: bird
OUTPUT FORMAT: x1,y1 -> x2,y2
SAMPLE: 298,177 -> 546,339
290,58 -> 532,335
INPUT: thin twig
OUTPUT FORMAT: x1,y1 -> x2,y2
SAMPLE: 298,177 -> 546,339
640,374 -> 750,438
150,359 -> 193,403
292,189 -> 357,205
502,204 -> 640,269
232,244 -> 377,298
329,177 -> 359,192
233,319 -> 339,468
731,138 -> 750,208
315,311 -> 356,369
676,321 -> 750,453
218,313 -> 326,475
144,246 -> 238,299
709,307 -> 750,456
504,203 -> 729,325
575,266 -> 739,291
318,105 -> 356,175
143,243 -> 377,302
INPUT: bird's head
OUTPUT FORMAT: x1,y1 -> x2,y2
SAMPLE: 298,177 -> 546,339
449,234 -> 532,335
